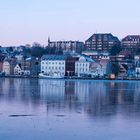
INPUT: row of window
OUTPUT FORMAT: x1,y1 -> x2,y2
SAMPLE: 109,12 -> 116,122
42,66 -> 65,70
42,61 -> 65,65
76,68 -> 89,72
76,63 -> 89,67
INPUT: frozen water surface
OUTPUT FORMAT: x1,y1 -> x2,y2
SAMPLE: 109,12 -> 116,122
0,78 -> 140,140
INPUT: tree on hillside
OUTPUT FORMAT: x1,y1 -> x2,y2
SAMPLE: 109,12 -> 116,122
110,44 -> 122,56
31,43 -> 45,58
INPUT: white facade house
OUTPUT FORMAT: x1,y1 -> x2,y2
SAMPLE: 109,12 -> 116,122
14,64 -> 22,75
41,55 -> 66,77
75,56 -> 107,77
3,61 -> 10,75
75,56 -> 90,77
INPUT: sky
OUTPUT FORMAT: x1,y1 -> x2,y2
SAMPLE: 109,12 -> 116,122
0,0 -> 140,46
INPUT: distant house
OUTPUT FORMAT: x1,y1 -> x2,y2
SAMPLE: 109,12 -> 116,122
19,58 -> 31,76
15,54 -> 24,61
16,57 -> 40,76
3,59 -> 17,75
89,62 -> 102,77
99,59 -> 111,76
121,35 -> 140,52
75,56 -> 103,77
65,56 -> 79,76
14,64 -> 22,75
118,64 -> 127,77
75,56 -> 91,77
3,61 -> 10,75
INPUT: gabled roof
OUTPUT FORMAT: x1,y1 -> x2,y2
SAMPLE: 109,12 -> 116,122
15,63 -> 22,69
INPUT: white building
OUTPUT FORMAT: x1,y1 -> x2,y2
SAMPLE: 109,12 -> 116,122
14,64 -> 22,75
3,61 -> 10,75
75,56 -> 91,77
75,56 -> 100,77
41,55 -> 66,77
48,39 -> 84,53
75,56 -> 108,77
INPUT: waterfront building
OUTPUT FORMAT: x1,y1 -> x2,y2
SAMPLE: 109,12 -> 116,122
99,59 -> 111,76
121,35 -> 140,52
18,57 -> 40,76
41,55 -> 66,77
14,64 -> 22,75
2,59 -> 17,75
85,33 -> 120,52
75,56 -> 103,77
2,61 -> 10,75
65,56 -> 79,76
75,56 -> 92,77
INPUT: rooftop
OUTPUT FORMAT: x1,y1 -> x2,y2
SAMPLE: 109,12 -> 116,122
42,55 -> 67,61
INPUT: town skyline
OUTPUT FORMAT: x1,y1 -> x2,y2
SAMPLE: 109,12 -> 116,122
0,0 -> 139,46
0,33 -> 140,47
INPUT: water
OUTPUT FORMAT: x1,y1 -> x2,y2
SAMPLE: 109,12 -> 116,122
0,78 -> 140,140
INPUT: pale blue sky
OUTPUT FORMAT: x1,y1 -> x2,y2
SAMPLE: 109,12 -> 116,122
0,0 -> 139,46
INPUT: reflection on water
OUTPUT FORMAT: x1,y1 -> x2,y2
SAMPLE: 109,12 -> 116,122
0,78 -> 140,140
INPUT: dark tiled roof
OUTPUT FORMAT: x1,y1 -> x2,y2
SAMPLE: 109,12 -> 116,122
122,35 -> 140,41
85,33 -> 119,42
42,55 -> 67,61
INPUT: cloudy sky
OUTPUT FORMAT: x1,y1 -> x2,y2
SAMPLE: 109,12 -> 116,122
0,0 -> 139,46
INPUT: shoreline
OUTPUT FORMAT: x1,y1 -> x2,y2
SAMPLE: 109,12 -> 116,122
1,75 -> 140,81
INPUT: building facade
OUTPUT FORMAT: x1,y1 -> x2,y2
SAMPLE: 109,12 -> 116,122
3,61 -> 10,75
41,55 -> 66,77
85,33 -> 120,52
65,56 -> 79,76
14,64 -> 22,75
48,39 -> 84,54
3,59 -> 16,75
75,56 -> 102,77
121,35 -> 140,52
